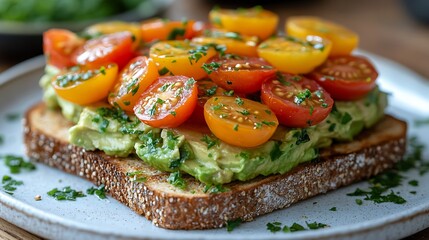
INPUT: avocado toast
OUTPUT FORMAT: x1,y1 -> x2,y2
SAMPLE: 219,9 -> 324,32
25,6 -> 407,230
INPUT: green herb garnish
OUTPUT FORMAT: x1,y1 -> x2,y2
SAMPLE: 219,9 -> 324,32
226,218 -> 242,232
47,186 -> 85,201
1,155 -> 36,174
168,171 -> 186,189
2,175 -> 23,195
86,184 -> 107,199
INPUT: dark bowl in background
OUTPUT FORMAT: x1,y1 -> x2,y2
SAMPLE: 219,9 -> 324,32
0,0 -> 172,61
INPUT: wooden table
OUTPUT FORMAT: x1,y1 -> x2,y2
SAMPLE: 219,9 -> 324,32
1,0 -> 428,239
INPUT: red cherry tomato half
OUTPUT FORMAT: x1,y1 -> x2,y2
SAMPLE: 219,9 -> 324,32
73,31 -> 134,69
205,56 -> 276,94
261,73 -> 333,127
134,76 -> 198,128
43,29 -> 84,69
307,55 -> 378,100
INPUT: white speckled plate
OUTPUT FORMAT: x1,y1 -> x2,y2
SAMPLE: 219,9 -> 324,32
0,53 -> 429,240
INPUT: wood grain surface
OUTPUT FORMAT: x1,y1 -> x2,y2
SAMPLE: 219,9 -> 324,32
1,0 -> 428,239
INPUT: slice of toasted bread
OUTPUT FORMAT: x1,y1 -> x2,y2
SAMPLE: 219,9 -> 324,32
24,102 -> 407,230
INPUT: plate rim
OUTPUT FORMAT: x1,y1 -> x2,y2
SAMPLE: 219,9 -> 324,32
1,52 -> 429,240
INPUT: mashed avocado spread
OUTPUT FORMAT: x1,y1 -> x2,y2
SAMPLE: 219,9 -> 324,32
41,68 -> 387,185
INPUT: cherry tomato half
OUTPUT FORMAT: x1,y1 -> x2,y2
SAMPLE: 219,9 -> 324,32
84,21 -> 142,50
204,96 -> 278,147
209,6 -> 278,40
286,16 -> 359,56
43,29 -> 84,69
149,40 -> 217,80
73,31 -> 134,69
52,64 -> 118,105
257,36 -> 332,74
205,56 -> 276,93
108,56 -> 159,112
307,55 -> 378,100
134,76 -> 198,128
261,73 -> 333,127
140,18 -> 197,42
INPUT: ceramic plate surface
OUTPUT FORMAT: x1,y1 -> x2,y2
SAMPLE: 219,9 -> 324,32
0,52 -> 429,240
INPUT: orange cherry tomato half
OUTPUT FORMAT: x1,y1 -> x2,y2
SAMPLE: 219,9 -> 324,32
84,21 -> 142,50
43,29 -> 84,69
73,31 -> 134,69
307,55 -> 378,100
192,29 -> 259,57
108,56 -> 159,112
52,64 -> 118,105
140,18 -> 197,42
261,73 -> 333,127
134,76 -> 198,128
205,56 -> 276,93
209,6 -> 278,40
204,96 -> 278,147
149,40 -> 217,80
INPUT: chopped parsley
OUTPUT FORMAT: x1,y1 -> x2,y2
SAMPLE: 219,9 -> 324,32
206,86 -> 218,96
168,171 -> 186,190
270,142 -> 283,161
126,171 -> 147,183
47,186 -> 86,201
355,199 -> 363,205
2,175 -> 23,195
0,135 -> 3,145
275,71 -> 291,86
340,112 -> 352,124
408,180 -> 419,186
86,184 -> 107,199
306,221 -> 328,230
266,222 -> 282,232
185,78 -> 196,90
329,207 -> 337,211
1,155 -> 36,174
158,66 -> 170,75
224,32 -> 243,41
294,89 -> 312,105
203,184 -> 227,194
188,44 -> 212,64
226,218 -> 242,232
6,113 -> 20,121
201,135 -> 219,149
201,62 -> 221,74
293,129 -> 310,145
235,97 -> 244,106
233,124 -> 239,131
167,28 -> 186,40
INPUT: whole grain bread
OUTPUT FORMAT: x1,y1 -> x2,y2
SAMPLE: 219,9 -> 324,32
24,102 -> 407,230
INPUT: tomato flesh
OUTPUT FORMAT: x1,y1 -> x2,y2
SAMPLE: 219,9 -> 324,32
134,76 -> 198,128
108,56 -> 159,112
261,73 -> 333,127
43,29 -> 84,69
307,55 -> 378,100
73,31 -> 134,69
52,64 -> 118,105
140,18 -> 197,42
205,56 -> 276,93
204,96 -> 278,147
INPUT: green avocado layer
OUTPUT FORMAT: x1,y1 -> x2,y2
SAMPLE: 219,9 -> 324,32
41,69 -> 387,185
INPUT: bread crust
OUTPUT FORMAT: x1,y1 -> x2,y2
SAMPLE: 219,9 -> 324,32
24,103 -> 407,230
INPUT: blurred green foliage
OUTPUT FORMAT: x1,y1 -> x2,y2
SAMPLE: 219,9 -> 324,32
0,0 -> 144,22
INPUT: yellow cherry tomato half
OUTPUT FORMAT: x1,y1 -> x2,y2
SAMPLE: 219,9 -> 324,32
192,30 -> 259,57
149,40 -> 217,80
209,6 -> 278,40
84,21 -> 142,50
286,16 -> 359,56
257,36 -> 332,74
108,56 -> 159,112
204,96 -> 278,147
52,64 -> 118,105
